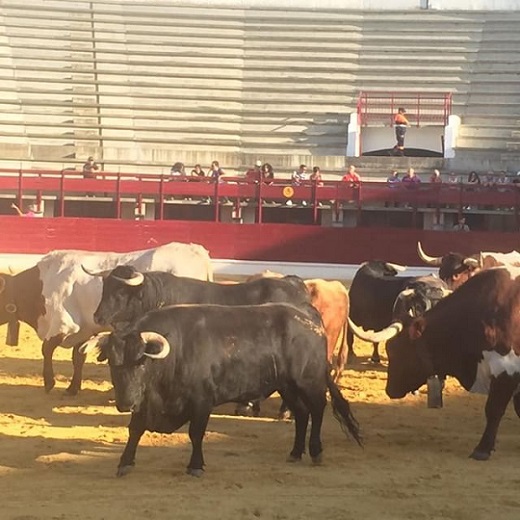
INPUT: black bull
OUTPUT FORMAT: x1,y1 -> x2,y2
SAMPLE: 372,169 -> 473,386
81,303 -> 362,476
90,265 -> 312,328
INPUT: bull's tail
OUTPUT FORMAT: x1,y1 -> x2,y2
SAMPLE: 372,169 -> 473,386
327,372 -> 363,447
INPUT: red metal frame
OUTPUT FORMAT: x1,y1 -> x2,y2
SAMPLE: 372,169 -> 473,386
1,167 -> 519,228
357,91 -> 452,127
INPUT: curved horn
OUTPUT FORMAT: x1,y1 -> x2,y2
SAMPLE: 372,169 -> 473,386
464,257 -> 480,268
79,331 -> 112,354
385,262 -> 407,272
140,331 -> 170,359
113,271 -> 145,287
81,265 -> 111,278
417,241 -> 443,266
441,287 -> 452,298
348,317 -> 403,343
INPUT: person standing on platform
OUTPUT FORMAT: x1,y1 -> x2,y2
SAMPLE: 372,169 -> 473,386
393,107 -> 409,156
82,156 -> 100,179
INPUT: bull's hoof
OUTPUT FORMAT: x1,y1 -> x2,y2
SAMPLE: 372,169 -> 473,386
286,454 -> 302,463
311,453 -> 323,465
346,353 -> 358,365
116,464 -> 134,477
235,403 -> 260,417
278,409 -> 293,421
370,357 -> 381,364
186,467 -> 204,478
64,385 -> 80,396
44,380 -> 55,394
469,450 -> 491,461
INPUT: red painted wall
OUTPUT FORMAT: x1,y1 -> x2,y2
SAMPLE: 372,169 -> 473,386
2,216 -> 519,266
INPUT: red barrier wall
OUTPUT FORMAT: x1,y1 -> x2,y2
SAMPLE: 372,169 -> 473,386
2,216 -> 519,266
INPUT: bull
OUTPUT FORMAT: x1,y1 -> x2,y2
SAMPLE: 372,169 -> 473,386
80,303 -> 362,476
347,260 -> 449,363
361,268 -> 520,460
0,241 -> 212,394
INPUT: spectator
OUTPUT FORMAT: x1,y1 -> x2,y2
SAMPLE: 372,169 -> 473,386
467,171 -> 481,185
261,163 -> 274,185
393,107 -> 409,156
402,167 -> 421,189
453,216 -> 470,232
429,169 -> 443,184
341,165 -> 361,187
11,202 -> 43,218
208,160 -> 225,182
82,156 -> 100,179
483,170 -> 496,188
169,161 -> 185,180
448,171 -> 462,186
310,166 -> 323,186
291,164 -> 307,186
190,164 -> 206,178
496,170 -> 510,191
387,170 -> 400,187
245,160 -> 263,183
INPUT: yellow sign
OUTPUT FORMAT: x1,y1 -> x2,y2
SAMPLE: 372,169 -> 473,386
283,186 -> 294,198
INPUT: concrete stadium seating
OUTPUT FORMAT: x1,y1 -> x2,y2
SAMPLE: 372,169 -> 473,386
0,1 -> 518,179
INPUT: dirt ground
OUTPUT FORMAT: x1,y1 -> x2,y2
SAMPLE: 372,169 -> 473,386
1,323 -> 520,520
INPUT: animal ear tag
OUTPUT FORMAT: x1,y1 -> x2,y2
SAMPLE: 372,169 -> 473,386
6,320 -> 20,346
426,375 -> 443,408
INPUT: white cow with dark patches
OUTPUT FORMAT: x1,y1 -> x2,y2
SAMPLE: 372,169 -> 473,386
0,242 -> 212,395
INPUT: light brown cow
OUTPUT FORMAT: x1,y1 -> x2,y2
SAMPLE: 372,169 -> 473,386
304,279 -> 350,380
247,271 -> 349,380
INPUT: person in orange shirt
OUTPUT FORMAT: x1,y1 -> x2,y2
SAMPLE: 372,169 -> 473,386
393,107 -> 409,156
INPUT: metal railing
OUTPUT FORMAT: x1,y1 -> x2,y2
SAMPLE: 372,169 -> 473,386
357,91 -> 453,127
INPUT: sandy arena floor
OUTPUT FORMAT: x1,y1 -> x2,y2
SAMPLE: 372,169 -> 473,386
1,323 -> 520,520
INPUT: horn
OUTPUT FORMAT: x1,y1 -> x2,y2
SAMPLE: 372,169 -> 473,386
112,272 -> 145,286
441,287 -> 452,298
348,317 -> 403,343
385,262 -> 407,272
398,288 -> 415,298
140,332 -> 170,359
81,265 -> 111,278
79,331 -> 112,354
464,257 -> 480,268
417,241 -> 443,266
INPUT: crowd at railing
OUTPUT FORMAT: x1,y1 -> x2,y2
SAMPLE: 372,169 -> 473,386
1,158 -> 520,225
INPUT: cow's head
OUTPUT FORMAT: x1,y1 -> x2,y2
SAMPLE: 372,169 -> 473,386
91,265 -> 146,327
80,330 -> 170,413
417,242 -> 479,289
385,318 -> 433,398
392,276 -> 451,323
360,260 -> 407,278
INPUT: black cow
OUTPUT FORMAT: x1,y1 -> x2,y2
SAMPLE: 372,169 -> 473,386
92,265 -> 311,329
347,260 -> 448,363
80,303 -> 362,476
90,265 -> 314,417
383,268 -> 520,460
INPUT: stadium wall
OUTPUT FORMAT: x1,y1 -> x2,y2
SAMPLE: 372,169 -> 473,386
165,0 -> 520,10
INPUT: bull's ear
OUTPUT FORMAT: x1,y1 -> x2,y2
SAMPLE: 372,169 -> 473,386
0,276 -> 5,294
409,317 -> 426,340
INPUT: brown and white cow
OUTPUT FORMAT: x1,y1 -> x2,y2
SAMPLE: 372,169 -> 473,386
0,241 -> 212,395
353,267 -> 520,460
